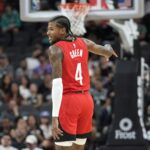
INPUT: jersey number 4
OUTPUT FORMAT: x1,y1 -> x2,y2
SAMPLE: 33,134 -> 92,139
75,63 -> 83,85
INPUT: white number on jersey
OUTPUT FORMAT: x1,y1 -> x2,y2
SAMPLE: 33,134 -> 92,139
75,63 -> 83,85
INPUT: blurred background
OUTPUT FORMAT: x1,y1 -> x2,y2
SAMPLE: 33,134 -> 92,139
0,0 -> 149,150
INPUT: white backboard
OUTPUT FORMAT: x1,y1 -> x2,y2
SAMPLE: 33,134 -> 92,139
20,0 -> 144,22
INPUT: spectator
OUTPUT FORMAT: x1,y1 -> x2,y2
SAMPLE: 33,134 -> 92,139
26,48 -> 41,72
103,73 -> 115,101
19,75 -> 31,100
38,73 -> 52,103
99,57 -> 114,77
33,54 -> 52,79
39,25 -> 50,47
6,82 -> 23,105
15,59 -> 30,80
1,100 -> 20,122
22,135 -> 43,150
0,134 -> 18,150
98,98 -> 112,133
91,65 -> 101,81
25,48 -> 42,81
0,118 -> 12,136
90,80 -> 108,105
26,83 -> 43,108
39,111 -> 52,139
3,55 -> 14,77
1,4 -> 21,33
27,115 -> 44,143
0,74 -> 12,102
0,54 -> 14,78
85,21 -> 100,43
11,118 -> 28,149
134,18 -> 148,45
40,139 -> 55,150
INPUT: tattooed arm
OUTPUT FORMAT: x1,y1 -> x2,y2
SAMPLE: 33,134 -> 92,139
83,38 -> 118,60
48,45 -> 63,140
48,45 -> 63,79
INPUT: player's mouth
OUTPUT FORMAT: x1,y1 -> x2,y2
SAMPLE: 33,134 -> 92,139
48,37 -> 53,42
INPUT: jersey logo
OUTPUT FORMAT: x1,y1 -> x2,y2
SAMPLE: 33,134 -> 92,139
73,43 -> 76,49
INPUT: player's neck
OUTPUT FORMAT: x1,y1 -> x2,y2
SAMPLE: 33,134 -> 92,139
62,33 -> 76,42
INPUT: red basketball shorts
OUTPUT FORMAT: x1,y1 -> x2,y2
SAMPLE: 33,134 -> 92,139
57,92 -> 94,142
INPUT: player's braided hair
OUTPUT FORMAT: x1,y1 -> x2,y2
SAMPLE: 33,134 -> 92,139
49,15 -> 74,37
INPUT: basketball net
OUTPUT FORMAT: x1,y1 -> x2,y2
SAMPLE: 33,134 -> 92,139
60,3 -> 90,36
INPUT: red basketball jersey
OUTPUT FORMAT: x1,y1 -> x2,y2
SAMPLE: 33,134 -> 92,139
54,38 -> 90,93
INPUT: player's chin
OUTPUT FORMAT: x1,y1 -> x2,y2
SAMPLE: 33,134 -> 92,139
49,37 -> 52,41
49,38 -> 53,44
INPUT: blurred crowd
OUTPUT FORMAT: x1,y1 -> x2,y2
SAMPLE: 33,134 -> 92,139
0,0 -> 149,150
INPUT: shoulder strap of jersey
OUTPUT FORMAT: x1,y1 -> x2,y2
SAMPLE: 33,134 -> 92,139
54,41 -> 65,53
77,37 -> 88,51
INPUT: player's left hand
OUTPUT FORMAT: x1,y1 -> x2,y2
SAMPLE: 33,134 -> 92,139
104,44 -> 118,61
52,117 -> 63,140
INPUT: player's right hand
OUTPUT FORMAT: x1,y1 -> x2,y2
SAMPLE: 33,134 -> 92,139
104,44 -> 118,61
52,117 -> 63,140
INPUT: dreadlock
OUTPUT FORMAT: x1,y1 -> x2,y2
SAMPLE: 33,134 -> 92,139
49,15 -> 75,39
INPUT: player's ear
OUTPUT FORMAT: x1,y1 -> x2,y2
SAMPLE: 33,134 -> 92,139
60,27 -> 66,35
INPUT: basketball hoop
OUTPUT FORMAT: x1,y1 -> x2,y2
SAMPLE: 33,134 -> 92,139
60,3 -> 90,36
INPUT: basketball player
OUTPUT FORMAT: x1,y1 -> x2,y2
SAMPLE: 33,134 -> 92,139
47,16 -> 118,150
